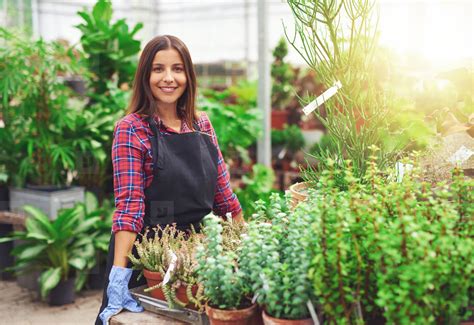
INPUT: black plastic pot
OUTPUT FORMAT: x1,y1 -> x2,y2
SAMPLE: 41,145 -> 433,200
87,258 -> 107,290
0,223 -> 15,280
0,184 -> 9,210
48,277 -> 76,306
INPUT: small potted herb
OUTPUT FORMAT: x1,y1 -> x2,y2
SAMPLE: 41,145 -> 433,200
241,195 -> 315,325
196,213 -> 260,324
129,225 -> 205,310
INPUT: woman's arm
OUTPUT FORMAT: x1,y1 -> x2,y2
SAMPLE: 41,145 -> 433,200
111,118 -> 147,265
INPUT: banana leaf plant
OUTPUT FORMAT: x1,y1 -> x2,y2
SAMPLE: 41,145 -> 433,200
0,204 -> 100,299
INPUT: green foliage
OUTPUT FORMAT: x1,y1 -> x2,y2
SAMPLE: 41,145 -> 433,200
302,153 -> 473,324
0,28 -> 86,186
198,95 -> 262,163
271,124 -> 306,153
286,0 -> 398,181
271,37 -> 295,109
0,203 -> 99,299
235,164 -> 279,217
228,80 -> 258,107
196,214 -> 250,310
76,0 -> 142,94
128,225 -> 205,310
240,193 -> 314,319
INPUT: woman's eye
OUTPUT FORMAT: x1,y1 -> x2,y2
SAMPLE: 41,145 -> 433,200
174,67 -> 183,72
153,67 -> 163,72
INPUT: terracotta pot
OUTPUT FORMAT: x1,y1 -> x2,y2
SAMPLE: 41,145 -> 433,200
206,302 -> 262,325
271,110 -> 289,130
262,310 -> 313,325
143,269 -> 199,310
288,182 -> 309,209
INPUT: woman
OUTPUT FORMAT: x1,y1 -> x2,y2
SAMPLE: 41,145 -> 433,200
96,35 -> 243,324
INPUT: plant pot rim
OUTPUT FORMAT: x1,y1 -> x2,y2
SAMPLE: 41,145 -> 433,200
143,268 -> 163,280
205,301 -> 258,320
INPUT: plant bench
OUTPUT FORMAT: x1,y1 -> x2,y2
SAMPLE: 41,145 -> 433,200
110,311 -> 187,325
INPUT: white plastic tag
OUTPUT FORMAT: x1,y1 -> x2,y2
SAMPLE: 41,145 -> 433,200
396,162 -> 413,183
162,250 -> 178,285
251,293 -> 259,304
306,300 -> 320,325
302,81 -> 342,116
226,212 -> 232,222
448,145 -> 474,165
0,119 -> 4,128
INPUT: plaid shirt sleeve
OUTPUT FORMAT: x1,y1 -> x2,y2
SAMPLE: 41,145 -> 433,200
199,112 -> 242,218
111,119 -> 146,234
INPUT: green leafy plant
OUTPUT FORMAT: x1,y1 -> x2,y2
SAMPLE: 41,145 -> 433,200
0,204 -> 99,299
235,164 -> 279,217
286,0 -> 398,181
196,213 -> 250,310
129,225 -> 205,310
302,151 -> 473,324
240,193 -> 315,320
271,124 -> 306,153
0,28 -> 86,186
198,95 -> 262,163
74,191 -> 114,290
76,0 -> 142,95
271,37 -> 295,110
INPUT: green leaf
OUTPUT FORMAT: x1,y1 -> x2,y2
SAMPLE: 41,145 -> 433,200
39,267 -> 61,299
85,191 -> 98,213
69,257 -> 87,270
16,243 -> 47,261
75,217 -> 101,234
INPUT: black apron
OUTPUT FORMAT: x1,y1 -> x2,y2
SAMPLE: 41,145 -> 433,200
95,117 -> 218,324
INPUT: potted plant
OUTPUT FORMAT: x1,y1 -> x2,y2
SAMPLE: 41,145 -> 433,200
0,204 -> 99,305
302,155 -> 473,323
271,37 -> 295,130
240,195 -> 316,325
75,192 -> 114,290
129,225 -> 205,310
75,0 -> 141,199
196,213 -> 261,325
0,28 -> 87,218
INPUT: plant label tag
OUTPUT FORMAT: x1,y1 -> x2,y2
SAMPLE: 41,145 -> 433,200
306,300 -> 320,325
251,293 -> 259,304
447,145 -> 474,166
396,162 -> 413,183
162,250 -> 178,286
302,80 -> 342,116
226,212 -> 232,223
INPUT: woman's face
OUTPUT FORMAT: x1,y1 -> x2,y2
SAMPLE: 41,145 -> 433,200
149,48 -> 187,107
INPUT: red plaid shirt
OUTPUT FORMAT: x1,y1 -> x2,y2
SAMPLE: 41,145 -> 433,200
111,112 -> 242,233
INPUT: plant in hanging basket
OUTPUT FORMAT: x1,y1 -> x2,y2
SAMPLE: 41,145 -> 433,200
128,224 -> 205,311
197,213 -> 261,325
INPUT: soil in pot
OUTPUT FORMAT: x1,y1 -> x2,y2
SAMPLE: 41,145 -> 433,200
206,301 -> 262,325
48,277 -> 76,306
143,269 -> 200,310
262,310 -> 313,325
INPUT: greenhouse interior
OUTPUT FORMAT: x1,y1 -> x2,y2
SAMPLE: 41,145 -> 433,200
0,0 -> 472,324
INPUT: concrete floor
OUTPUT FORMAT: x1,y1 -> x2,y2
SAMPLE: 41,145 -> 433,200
0,279 -> 103,325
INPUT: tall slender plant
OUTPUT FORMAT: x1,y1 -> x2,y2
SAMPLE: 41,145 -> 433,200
286,0 -> 397,179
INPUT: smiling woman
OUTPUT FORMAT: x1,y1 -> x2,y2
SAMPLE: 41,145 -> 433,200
95,35 -> 244,325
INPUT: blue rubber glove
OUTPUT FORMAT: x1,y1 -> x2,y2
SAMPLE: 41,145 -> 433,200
99,266 -> 144,325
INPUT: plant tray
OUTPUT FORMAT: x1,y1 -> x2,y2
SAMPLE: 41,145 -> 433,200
130,285 -> 210,325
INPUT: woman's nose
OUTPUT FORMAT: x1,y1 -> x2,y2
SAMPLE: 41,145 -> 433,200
163,69 -> 174,83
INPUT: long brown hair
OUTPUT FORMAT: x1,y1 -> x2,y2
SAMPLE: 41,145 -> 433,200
127,35 -> 198,128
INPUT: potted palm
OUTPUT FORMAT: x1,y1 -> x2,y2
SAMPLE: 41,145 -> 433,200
196,214 -> 261,325
0,204 -> 99,305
